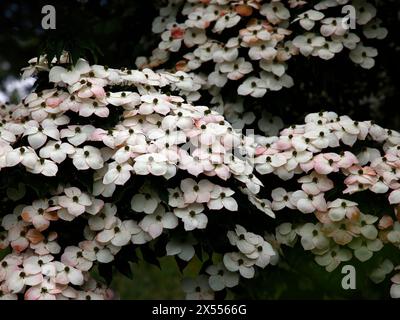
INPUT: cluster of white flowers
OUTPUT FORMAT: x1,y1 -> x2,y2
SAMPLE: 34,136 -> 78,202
0,31 -> 398,298
249,111 -> 400,293
0,56 -> 278,299
136,0 -> 387,134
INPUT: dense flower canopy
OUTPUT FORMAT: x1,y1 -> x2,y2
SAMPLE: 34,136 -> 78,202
0,0 -> 399,301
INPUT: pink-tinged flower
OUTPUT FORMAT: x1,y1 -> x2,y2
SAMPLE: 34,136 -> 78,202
22,254 -> 54,277
20,200 -> 59,231
0,254 -> 22,281
73,77 -> 107,99
58,187 -> 92,217
24,281 -> 60,300
311,153 -> 341,174
298,172 -> 334,195
271,188 -> 295,210
8,223 -> 43,253
30,232 -> 61,255
323,219 -> 360,245
7,269 -> 43,294
139,206 -> 178,239
0,231 -> 9,250
174,204 -> 207,231
327,199 -> 360,222
207,186 -> 238,211
61,246 -> 94,271
291,190 -> 327,213
180,178 -> 214,204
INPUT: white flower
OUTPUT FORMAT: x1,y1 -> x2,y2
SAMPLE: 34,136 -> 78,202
237,77 -> 267,98
206,263 -> 239,291
58,187 -> 92,217
290,190 -> 327,214
369,259 -> 394,284
133,153 -> 170,176
348,237 -> 383,262
103,162 -> 132,185
79,240 -> 115,263
174,204 -> 207,231
168,187 -> 186,208
223,252 -> 255,279
315,245 -> 352,272
71,146 -> 104,170
180,178 -> 214,204
61,246 -> 94,271
363,19 -> 388,40
213,13 -> 241,33
184,28 -> 207,47
88,203 -> 117,231
6,146 -> 38,169
258,111 -> 284,136
219,58 -> 253,80
29,158 -> 58,177
276,223 -> 297,247
260,2 -> 290,25
55,262 -> 84,286
207,186 -> 238,211
49,59 -> 91,85
166,235 -> 197,261
293,33 -> 325,56
131,189 -> 161,214
354,0 -> 376,25
39,141 -> 75,163
295,10 -> 324,30
349,43 -> 378,69
96,219 -> 134,247
297,223 -> 330,251
139,205 -> 178,238
271,188 -> 295,210
23,120 -> 59,149
60,125 -> 95,146
320,17 -> 347,37
327,199 -> 359,221
182,275 -> 214,300
298,172 -> 334,195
